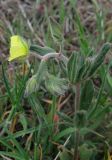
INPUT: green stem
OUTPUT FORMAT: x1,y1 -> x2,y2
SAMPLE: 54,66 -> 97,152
74,83 -> 81,160
74,83 -> 80,113
74,129 -> 80,160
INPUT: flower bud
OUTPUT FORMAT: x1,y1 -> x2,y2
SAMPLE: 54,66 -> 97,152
25,75 -> 39,97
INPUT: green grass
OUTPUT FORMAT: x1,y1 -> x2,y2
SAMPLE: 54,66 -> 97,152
0,0 -> 112,160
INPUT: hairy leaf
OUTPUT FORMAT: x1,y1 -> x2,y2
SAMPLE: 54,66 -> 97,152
67,52 -> 84,83
45,74 -> 68,95
30,45 -> 55,56
67,52 -> 78,83
87,43 -> 110,77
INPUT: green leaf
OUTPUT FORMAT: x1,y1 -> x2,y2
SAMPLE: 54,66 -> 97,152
87,43 -> 110,77
80,80 -> 94,110
46,96 -> 57,123
79,144 -> 94,160
107,61 -> 112,88
30,45 -> 55,56
89,105 -> 110,129
53,127 -> 76,141
0,132 -> 30,159
81,59 -> 91,79
34,143 -> 39,160
74,10 -> 90,55
57,112 -> 73,123
80,127 -> 105,138
59,0 -> 66,24
59,149 -> 72,160
0,151 -> 25,160
67,52 -> 78,83
19,113 -> 28,131
75,63 -> 86,81
87,69 -> 107,119
45,74 -> 68,95
67,52 -> 84,83
35,60 -> 48,82
17,63 -> 32,101
12,141 -> 26,157
75,110 -> 87,128
2,64 -> 13,104
0,138 -> 15,151
107,72 -> 112,88
28,96 -> 47,123
47,17 -> 63,43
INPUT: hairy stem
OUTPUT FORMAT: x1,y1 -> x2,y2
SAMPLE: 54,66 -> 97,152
74,83 -> 81,160
30,51 -> 68,63
74,83 -> 80,113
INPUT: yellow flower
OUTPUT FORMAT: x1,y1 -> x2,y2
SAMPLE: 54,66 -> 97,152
9,35 -> 29,61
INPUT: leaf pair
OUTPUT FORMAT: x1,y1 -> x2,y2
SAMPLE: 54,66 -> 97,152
86,43 -> 110,77
67,43 -> 110,84
25,60 -> 68,96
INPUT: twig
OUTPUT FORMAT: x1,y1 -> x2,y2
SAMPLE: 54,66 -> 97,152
1,155 -> 12,160
59,94 -> 72,109
54,135 -> 71,160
